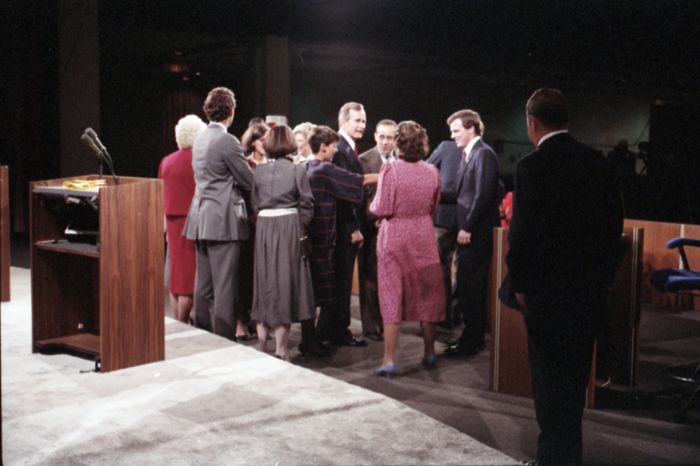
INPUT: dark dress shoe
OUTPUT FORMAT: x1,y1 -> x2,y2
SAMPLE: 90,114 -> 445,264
443,341 -> 485,357
443,337 -> 460,346
364,332 -> 384,342
235,333 -> 257,342
298,339 -> 330,357
344,336 -> 368,347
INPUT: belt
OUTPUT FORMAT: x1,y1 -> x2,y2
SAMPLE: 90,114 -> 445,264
258,207 -> 298,217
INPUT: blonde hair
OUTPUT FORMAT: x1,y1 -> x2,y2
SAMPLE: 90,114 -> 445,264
293,122 -> 316,138
175,114 -> 206,149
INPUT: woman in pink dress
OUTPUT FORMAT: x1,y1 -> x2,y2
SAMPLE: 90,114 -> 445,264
370,121 -> 445,376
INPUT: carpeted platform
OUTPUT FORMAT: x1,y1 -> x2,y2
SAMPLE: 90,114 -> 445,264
2,267 -> 518,465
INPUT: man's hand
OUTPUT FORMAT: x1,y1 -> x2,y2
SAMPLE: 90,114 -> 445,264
351,230 -> 364,247
457,229 -> 471,245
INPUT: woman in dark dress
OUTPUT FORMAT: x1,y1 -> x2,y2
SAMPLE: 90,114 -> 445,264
251,125 -> 315,359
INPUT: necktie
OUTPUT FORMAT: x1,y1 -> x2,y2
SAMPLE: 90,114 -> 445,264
459,150 -> 468,171
353,145 -> 359,157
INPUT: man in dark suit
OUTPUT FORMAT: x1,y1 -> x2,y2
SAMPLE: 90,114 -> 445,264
184,87 -> 254,341
427,140 -> 464,327
507,88 -> 623,466
443,110 -> 501,357
358,119 -> 397,341
316,101 -> 368,347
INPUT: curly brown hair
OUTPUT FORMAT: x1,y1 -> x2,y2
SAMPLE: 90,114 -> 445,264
263,125 -> 297,159
395,120 -> 429,162
203,87 -> 236,122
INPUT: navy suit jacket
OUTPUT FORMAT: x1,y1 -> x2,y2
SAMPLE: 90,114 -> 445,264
446,138 -> 501,246
426,140 -> 463,229
507,133 -> 623,307
332,136 -> 364,242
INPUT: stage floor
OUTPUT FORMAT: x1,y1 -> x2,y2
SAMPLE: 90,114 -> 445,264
2,267 -> 517,465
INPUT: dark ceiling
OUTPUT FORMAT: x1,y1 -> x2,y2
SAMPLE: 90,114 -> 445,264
98,0 -> 700,97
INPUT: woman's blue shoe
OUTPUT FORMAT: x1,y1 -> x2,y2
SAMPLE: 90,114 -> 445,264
421,355 -> 437,368
373,362 -> 396,377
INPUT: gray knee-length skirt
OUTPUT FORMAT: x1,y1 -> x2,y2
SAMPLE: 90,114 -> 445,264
251,209 -> 314,326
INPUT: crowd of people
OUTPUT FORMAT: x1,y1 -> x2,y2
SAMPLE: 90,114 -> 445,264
159,86 -> 624,466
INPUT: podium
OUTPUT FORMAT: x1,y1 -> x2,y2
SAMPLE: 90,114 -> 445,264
489,227 -> 643,406
30,175 -> 164,372
1,165 -> 9,302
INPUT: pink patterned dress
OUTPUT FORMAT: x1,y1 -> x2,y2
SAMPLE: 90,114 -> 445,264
370,159 -> 445,324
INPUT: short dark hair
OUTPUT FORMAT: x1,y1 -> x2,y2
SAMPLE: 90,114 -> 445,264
203,87 -> 236,122
263,125 -> 297,159
395,120 -> 429,162
241,123 -> 268,155
308,126 -> 339,154
526,88 -> 569,129
446,109 -> 484,135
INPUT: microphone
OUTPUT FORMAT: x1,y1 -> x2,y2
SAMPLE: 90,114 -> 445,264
84,127 -> 107,154
82,127 -> 119,184
81,133 -> 103,158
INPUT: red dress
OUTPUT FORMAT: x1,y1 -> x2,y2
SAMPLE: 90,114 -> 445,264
158,148 -> 196,295
370,160 -> 445,324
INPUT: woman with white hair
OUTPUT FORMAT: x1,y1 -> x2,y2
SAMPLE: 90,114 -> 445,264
158,114 -> 206,323
292,122 -> 316,164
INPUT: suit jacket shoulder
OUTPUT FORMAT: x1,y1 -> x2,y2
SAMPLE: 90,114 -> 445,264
358,147 -> 382,174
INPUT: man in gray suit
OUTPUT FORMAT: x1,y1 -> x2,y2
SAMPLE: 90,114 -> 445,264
358,119 -> 397,341
184,87 -> 254,340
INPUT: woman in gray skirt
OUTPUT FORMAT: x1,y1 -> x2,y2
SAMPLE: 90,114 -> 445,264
251,125 -> 315,359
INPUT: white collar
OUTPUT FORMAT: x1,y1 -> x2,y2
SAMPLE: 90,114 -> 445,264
338,129 -> 356,150
380,150 -> 395,164
464,135 -> 481,158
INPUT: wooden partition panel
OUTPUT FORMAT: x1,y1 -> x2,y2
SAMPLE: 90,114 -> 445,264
1,165 -> 9,301
489,228 -> 597,406
597,228 -> 643,386
623,220 -> 681,306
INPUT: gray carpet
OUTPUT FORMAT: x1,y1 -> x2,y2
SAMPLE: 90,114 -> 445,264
2,267 -> 518,465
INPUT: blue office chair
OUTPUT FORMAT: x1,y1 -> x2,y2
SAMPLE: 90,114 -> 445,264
650,237 -> 700,423
650,237 -> 700,294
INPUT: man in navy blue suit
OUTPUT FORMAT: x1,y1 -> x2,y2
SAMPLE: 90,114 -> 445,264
443,110 -> 501,357
427,140 -> 464,327
508,88 -> 623,465
316,101 -> 368,347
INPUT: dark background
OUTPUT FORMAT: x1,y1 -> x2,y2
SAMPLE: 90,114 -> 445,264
4,0 -> 700,234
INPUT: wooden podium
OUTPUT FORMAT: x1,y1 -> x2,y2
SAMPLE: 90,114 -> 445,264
1,165 -> 9,302
489,227 -> 643,406
30,175 -> 164,372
